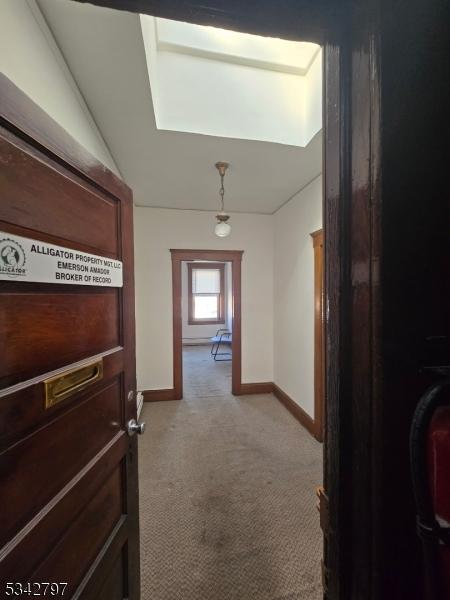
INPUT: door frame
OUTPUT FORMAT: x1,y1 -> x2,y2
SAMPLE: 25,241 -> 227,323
311,229 -> 325,443
170,249 -> 243,398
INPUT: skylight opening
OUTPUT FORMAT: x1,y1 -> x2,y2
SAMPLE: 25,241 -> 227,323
140,16 -> 322,147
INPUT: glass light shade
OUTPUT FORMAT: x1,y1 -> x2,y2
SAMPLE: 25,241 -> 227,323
214,221 -> 231,237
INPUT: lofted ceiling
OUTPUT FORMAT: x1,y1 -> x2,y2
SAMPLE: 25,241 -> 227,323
37,0 -> 322,214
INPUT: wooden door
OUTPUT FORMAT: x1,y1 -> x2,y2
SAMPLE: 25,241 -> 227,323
0,76 -> 140,599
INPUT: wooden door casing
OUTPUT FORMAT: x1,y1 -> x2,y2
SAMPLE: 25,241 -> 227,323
0,75 -> 139,599
311,229 -> 325,443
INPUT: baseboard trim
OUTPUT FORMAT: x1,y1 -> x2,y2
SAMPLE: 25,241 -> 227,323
238,382 -> 274,395
142,388 -> 179,402
272,383 -> 317,439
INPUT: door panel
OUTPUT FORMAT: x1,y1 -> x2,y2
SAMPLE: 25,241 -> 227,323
0,131 -> 119,256
0,77 -> 139,599
0,287 -> 120,386
0,435 -> 127,584
31,468 -> 123,596
0,348 -> 124,448
96,555 -> 125,600
0,380 -> 122,546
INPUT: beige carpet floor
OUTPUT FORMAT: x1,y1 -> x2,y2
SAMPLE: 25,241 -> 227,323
139,345 -> 323,599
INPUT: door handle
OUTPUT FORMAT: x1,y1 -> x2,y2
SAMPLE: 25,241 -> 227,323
127,418 -> 146,437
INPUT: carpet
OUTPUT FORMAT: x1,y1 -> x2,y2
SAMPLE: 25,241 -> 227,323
139,345 -> 323,599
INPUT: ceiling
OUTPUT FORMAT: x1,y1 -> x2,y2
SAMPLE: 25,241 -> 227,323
37,0 -> 322,215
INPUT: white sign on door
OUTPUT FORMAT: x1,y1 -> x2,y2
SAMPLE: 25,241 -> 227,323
0,231 -> 123,287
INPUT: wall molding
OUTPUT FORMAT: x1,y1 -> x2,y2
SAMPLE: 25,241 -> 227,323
272,383 -> 316,439
142,388 -> 178,402
238,382 -> 274,394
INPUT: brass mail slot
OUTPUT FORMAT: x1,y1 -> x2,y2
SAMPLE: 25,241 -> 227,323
44,359 -> 103,408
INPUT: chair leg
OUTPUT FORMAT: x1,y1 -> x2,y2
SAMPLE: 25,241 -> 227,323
213,339 -> 231,361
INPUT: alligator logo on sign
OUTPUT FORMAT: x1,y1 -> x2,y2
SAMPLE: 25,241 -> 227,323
0,237 -> 26,278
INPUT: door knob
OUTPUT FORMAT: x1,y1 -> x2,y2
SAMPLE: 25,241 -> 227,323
127,418 -> 146,437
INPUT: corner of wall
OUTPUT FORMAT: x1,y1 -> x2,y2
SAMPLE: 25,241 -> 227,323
9,0 -> 121,176
272,174 -> 323,418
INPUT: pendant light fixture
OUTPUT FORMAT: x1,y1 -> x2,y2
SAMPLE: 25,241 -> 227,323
214,161 -> 231,238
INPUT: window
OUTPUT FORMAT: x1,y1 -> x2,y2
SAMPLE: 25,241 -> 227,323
188,262 -> 225,324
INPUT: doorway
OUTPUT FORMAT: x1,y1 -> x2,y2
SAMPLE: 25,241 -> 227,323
183,260 -> 232,397
170,249 -> 243,398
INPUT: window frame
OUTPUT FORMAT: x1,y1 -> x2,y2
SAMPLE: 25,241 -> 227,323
187,262 -> 226,325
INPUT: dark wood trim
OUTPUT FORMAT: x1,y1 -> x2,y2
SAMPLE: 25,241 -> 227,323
311,229 -> 325,443
323,38 -> 353,600
142,389 -> 177,402
238,382 -> 274,395
272,383 -> 316,438
0,74 -> 130,203
230,253 -> 242,396
119,169 -> 140,600
170,250 -> 243,261
71,0 -> 341,43
187,262 -> 226,325
171,250 -> 243,398
171,252 -> 183,400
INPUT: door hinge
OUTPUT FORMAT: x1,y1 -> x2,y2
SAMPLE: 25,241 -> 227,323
316,486 -> 329,535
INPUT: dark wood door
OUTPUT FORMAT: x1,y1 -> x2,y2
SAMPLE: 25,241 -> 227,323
0,76 -> 140,599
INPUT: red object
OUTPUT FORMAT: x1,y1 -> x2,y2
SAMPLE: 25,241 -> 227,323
428,406 -> 450,598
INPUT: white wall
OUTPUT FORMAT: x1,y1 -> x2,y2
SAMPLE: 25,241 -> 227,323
152,50 -> 304,146
181,261 -> 229,344
135,208 -> 273,390
273,176 -> 322,417
303,50 -> 323,144
0,0 -> 118,174
155,18 -> 318,72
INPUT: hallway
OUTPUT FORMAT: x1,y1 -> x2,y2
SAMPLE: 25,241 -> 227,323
139,346 -> 323,599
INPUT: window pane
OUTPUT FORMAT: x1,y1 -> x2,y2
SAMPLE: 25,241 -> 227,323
194,295 -> 218,319
192,268 -> 220,294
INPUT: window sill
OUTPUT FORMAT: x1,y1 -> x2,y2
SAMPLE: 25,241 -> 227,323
188,319 -> 226,326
